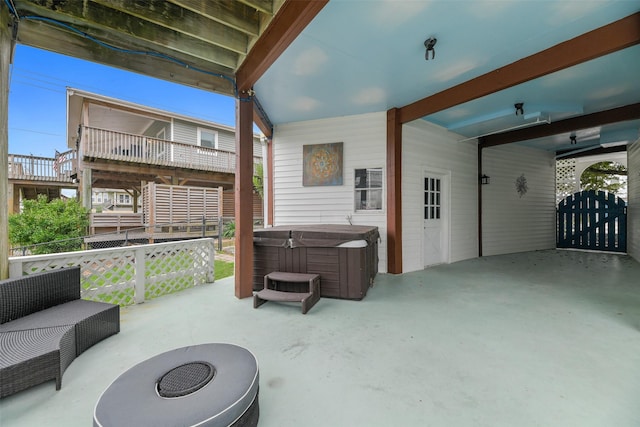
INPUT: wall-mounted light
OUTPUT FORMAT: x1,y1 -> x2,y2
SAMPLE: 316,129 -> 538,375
569,135 -> 577,145
514,103 -> 524,116
424,37 -> 437,60
480,174 -> 490,185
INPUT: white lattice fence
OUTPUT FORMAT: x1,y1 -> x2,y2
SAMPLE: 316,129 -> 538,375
9,239 -> 216,306
556,158 -> 577,204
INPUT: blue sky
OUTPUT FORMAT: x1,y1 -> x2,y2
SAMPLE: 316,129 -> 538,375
8,45 -> 237,157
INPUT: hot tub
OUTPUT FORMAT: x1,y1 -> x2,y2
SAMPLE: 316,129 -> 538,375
253,225 -> 379,300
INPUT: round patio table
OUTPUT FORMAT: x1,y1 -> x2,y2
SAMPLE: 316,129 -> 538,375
93,343 -> 259,427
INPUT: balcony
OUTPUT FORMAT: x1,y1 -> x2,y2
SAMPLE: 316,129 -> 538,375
1,250 -> 639,426
81,126 -> 261,174
8,151 -> 77,183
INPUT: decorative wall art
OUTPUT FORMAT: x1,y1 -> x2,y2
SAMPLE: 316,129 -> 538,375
515,173 -> 528,197
303,142 -> 344,186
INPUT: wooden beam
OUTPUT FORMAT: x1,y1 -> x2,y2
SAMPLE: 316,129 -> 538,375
480,103 -> 640,148
167,0 -> 261,36
17,20 -> 236,96
399,12 -> 640,124
0,6 -> 12,279
15,1 -> 241,68
234,98 -> 255,299
386,108 -> 403,274
92,0 -> 250,54
556,144 -> 627,160
252,94 -> 273,138
232,0 -> 326,298
235,0 -> 328,91
237,0 -> 274,15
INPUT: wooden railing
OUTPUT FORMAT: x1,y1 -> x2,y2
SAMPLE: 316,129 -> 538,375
8,151 -> 77,183
90,213 -> 144,233
81,126 -> 262,173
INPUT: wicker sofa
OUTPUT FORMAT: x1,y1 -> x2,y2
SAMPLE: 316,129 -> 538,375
0,267 -> 120,398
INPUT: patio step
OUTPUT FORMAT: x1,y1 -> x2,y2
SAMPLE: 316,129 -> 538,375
254,272 -> 321,314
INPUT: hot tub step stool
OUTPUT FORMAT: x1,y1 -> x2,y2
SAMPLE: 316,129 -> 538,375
254,272 -> 320,314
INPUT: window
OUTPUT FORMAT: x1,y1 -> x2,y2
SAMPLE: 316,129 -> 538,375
354,168 -> 383,211
424,177 -> 441,220
198,128 -> 217,149
119,194 -> 130,204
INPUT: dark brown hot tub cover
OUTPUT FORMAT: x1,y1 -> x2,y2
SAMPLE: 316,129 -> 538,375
253,224 -> 380,248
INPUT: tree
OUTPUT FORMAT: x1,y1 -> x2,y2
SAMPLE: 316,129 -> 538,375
580,161 -> 627,195
9,195 -> 90,254
253,162 -> 264,199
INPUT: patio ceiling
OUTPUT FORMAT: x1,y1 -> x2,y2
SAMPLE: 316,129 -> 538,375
253,0 -> 640,154
5,0 -> 640,154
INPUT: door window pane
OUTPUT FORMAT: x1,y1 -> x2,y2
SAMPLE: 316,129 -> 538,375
424,176 -> 442,220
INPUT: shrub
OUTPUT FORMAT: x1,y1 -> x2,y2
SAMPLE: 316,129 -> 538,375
222,220 -> 236,239
9,195 -> 89,254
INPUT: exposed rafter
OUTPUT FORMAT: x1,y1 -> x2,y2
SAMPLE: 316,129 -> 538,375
399,12 -> 640,124
11,0 -> 283,98
167,0 -> 262,36
479,103 -> 640,148
91,0 -> 250,55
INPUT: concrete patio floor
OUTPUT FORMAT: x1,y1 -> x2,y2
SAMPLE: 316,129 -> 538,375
2,249 -> 640,427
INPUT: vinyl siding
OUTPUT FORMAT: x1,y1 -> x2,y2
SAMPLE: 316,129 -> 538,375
172,119 -> 262,156
272,112 -> 387,272
481,144 -> 556,256
218,129 -> 234,151
173,119 -> 196,145
628,139 -> 640,262
402,120 -> 478,273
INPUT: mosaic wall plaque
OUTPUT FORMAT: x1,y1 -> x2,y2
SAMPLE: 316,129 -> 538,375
303,142 -> 343,186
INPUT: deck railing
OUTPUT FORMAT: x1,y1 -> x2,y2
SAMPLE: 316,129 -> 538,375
8,151 -> 77,182
81,126 -> 262,173
8,238 -> 216,306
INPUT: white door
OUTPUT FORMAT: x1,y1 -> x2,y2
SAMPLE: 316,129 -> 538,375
423,173 -> 448,267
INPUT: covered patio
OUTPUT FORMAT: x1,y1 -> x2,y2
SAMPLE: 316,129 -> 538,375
2,250 -> 639,426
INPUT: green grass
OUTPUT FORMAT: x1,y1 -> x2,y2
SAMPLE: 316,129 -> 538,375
82,257 -> 234,305
215,259 -> 234,280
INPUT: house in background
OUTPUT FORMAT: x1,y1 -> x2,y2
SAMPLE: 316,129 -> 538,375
65,88 -> 264,236
91,188 -> 141,212
7,151 -> 78,214
7,88 -> 265,241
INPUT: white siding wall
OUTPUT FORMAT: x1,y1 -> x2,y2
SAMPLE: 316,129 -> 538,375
272,112 -> 388,272
171,119 -> 262,156
482,144 -> 556,256
402,120 -> 478,272
627,139 -> 640,262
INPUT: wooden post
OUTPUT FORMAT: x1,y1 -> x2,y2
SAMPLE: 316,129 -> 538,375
81,167 -> 92,211
147,182 -> 155,244
234,97 -> 254,298
386,108 -> 403,274
7,182 -> 16,214
0,7 -> 13,279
